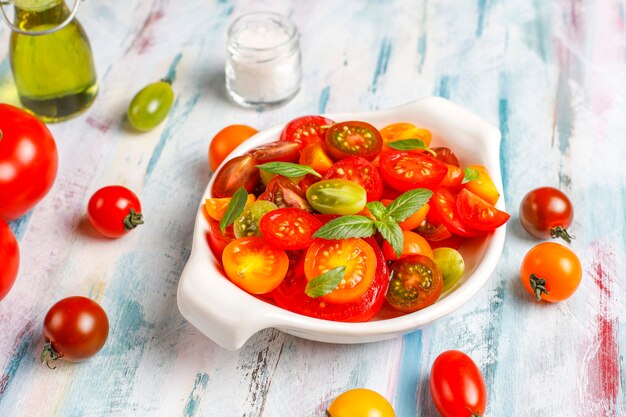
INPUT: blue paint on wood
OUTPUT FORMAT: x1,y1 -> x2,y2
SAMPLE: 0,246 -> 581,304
417,34 -> 427,73
319,86 -> 330,114
164,53 -> 183,83
394,331 -> 422,416
8,212 -> 33,241
476,0 -> 488,36
145,92 -> 200,180
435,76 -> 450,99
498,96 -> 510,196
372,37 -> 392,94
555,71 -> 573,156
183,373 -> 209,417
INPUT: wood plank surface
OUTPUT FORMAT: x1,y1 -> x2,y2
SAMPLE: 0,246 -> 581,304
0,0 -> 624,416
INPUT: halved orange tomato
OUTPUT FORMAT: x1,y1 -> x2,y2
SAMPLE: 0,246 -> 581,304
205,194 -> 255,221
380,122 -> 432,151
463,165 -> 499,205
382,230 -> 433,261
299,140 -> 335,175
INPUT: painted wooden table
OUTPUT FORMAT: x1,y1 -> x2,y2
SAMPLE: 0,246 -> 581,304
1,0 -> 625,415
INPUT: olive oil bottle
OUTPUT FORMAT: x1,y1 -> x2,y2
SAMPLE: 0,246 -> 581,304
8,0 -> 98,122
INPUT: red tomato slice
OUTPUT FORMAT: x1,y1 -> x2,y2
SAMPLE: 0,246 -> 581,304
280,115 -> 335,149
271,238 -> 389,322
246,140 -> 300,163
440,164 -> 464,188
258,175 -> 312,211
417,215 -> 453,241
205,216 -> 235,259
211,155 -> 259,198
314,214 -> 341,225
259,208 -> 322,250
325,121 -> 383,161
323,156 -> 383,202
430,187 -> 483,237
379,151 -> 447,192
456,188 -> 510,231
427,235 -> 464,250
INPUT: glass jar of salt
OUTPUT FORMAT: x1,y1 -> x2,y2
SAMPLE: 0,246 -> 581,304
226,12 -> 301,108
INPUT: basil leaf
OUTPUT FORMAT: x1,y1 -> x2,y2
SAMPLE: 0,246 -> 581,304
366,201 -> 387,220
257,162 -> 322,178
384,188 -> 433,223
219,187 -> 248,233
376,220 -> 403,257
312,215 -> 376,240
305,266 -> 346,298
387,138 -> 428,151
462,167 -> 480,184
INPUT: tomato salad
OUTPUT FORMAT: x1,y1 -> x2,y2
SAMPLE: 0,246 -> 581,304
205,117 -> 509,322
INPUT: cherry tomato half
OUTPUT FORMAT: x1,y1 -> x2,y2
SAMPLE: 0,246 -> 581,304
42,296 -> 109,364
304,238 -> 377,304
87,186 -> 143,238
209,124 -> 258,171
327,388 -> 395,417
440,164 -> 464,188
259,208 -> 322,250
258,175 -> 312,211
272,237 -> 389,322
211,155 -> 259,198
0,219 -> 19,301
519,187 -> 574,243
222,236 -> 289,294
430,187 -> 482,237
298,140 -> 335,176
0,103 -> 58,221
432,146 -> 460,167
379,151 -> 447,192
520,242 -> 582,302
456,188 -> 510,231
306,179 -> 367,215
382,230 -> 433,261
205,216 -> 235,260
416,217 -> 452,241
246,140 -> 300,164
381,199 -> 429,231
323,156 -> 383,202
463,165 -> 499,205
325,121 -> 383,161
280,115 -> 335,149
204,194 -> 256,221
386,254 -> 443,313
380,122 -> 432,151
430,350 -> 487,417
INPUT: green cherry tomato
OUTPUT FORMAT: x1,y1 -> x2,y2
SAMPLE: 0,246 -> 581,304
433,248 -> 465,292
305,179 -> 367,215
127,80 -> 174,131
234,200 -> 277,238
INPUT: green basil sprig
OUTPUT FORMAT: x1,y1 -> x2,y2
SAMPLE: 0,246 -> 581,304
219,187 -> 248,233
257,161 -> 322,178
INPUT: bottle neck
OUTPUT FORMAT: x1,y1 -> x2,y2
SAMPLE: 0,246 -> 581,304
13,0 -> 69,30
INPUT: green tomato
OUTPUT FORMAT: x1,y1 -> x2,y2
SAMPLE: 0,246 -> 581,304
433,248 -> 465,292
305,179 -> 367,215
127,80 -> 174,131
233,200 -> 277,238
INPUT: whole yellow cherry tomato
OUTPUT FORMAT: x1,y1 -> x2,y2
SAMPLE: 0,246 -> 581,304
326,388 -> 395,417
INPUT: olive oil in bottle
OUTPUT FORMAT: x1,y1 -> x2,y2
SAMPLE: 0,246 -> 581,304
9,0 -> 98,122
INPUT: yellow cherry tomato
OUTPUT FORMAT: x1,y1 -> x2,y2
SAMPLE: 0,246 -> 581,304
327,388 -> 395,417
463,165 -> 499,205
380,122 -> 432,151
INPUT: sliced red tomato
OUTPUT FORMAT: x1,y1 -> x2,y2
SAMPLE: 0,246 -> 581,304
205,217 -> 235,259
246,140 -> 300,163
417,216 -> 453,241
298,140 -> 334,175
379,151 -> 447,192
272,238 -> 388,322
430,187 -> 483,237
325,121 -> 383,161
440,164 -> 464,188
463,165 -> 500,205
313,213 -> 340,225
323,156 -> 383,202
258,175 -> 312,211
259,208 -> 322,250
432,147 -> 460,167
222,236 -> 289,294
211,155 -> 259,198
427,235 -> 464,250
456,188 -> 510,231
280,115 -> 335,149
304,238 -> 377,304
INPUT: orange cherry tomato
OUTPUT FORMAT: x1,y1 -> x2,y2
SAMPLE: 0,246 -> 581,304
327,388 -> 395,417
204,194 -> 255,221
520,242 -> 582,302
463,165 -> 499,205
382,230 -> 433,261
298,140 -> 335,175
381,199 -> 430,231
222,236 -> 289,294
380,122 -> 432,151
304,238 -> 376,304
209,124 -> 257,171
440,164 -> 464,188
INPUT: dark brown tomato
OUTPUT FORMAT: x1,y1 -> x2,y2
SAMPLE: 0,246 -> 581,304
211,155 -> 260,198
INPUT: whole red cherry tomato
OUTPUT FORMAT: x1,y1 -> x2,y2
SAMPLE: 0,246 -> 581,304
430,350 -> 487,417
88,186 -> 143,238
520,187 -> 574,243
0,104 -> 58,221
41,296 -> 109,365
0,219 -> 20,301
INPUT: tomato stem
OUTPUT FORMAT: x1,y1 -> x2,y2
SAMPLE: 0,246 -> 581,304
123,208 -> 144,231
550,226 -> 574,244
41,341 -> 61,369
529,273 -> 549,301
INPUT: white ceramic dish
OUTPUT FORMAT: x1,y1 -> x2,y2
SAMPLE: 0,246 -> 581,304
177,97 -> 506,350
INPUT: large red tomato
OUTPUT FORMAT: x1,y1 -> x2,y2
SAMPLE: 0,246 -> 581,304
0,219 -> 20,301
0,104 -> 58,221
